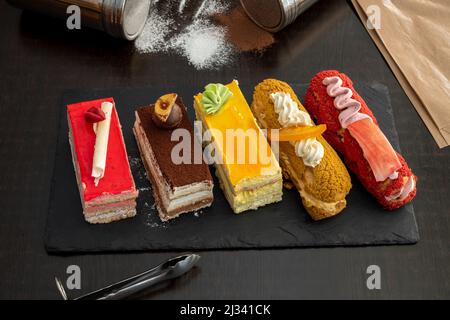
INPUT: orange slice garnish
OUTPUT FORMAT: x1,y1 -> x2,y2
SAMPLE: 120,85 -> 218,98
268,124 -> 326,141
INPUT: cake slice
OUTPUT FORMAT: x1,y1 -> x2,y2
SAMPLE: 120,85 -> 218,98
194,80 -> 283,213
133,94 -> 214,221
67,98 -> 138,224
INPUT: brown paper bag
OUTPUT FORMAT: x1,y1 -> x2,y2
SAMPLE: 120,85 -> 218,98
351,0 -> 450,148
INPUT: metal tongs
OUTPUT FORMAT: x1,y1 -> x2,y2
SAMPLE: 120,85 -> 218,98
55,253 -> 200,300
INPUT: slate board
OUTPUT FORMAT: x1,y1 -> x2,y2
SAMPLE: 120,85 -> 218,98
45,83 -> 419,253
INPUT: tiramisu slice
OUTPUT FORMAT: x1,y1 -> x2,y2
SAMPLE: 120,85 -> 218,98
133,93 -> 214,221
67,98 -> 138,224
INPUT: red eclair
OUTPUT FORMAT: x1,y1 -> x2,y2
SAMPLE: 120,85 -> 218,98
304,70 -> 416,210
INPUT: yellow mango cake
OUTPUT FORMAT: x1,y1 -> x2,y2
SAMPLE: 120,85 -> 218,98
194,80 -> 283,213
251,79 -> 351,220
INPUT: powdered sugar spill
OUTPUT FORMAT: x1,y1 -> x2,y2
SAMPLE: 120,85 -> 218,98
134,9 -> 171,54
145,219 -> 168,228
135,0 -> 234,70
128,156 -> 149,182
128,157 -> 141,167
143,200 -> 168,228
196,0 -> 228,18
171,21 -> 232,69
179,0 -> 188,14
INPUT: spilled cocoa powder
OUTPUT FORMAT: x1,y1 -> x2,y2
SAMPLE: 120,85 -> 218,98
215,5 -> 275,53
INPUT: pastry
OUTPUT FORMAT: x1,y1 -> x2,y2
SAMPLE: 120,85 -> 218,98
67,98 -> 138,224
194,80 -> 283,213
304,70 -> 417,209
251,79 -> 352,220
134,93 -> 214,221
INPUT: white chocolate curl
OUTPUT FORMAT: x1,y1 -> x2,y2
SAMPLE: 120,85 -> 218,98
91,102 -> 113,186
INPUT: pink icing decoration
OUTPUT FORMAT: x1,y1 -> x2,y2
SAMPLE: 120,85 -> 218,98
322,76 -> 372,128
323,75 -> 400,181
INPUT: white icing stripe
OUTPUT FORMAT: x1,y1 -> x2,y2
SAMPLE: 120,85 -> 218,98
385,176 -> 415,202
92,102 -> 113,187
322,76 -> 372,128
388,171 -> 399,180
270,92 -> 324,168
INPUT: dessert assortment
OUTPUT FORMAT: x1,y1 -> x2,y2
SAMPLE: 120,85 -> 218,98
251,79 -> 352,220
133,94 -> 214,221
304,70 -> 417,209
66,72 -> 417,225
67,98 -> 138,224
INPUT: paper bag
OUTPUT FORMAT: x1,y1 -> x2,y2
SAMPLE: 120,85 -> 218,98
351,0 -> 450,148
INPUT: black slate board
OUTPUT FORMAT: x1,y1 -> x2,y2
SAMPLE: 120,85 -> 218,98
45,83 -> 419,253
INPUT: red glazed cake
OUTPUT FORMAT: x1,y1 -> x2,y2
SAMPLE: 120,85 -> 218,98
67,98 -> 138,223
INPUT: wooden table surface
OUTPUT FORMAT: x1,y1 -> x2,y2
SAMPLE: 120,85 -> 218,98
0,0 -> 449,299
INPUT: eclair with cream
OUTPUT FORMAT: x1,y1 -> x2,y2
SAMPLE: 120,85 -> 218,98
304,70 -> 416,210
252,79 -> 352,220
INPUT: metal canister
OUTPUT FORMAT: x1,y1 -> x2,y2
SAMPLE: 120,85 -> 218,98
240,0 -> 319,32
6,0 -> 151,40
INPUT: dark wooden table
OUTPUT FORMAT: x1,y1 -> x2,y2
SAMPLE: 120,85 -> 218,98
0,0 -> 449,299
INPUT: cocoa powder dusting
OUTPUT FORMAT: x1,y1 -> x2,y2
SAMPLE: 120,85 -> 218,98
215,5 -> 275,53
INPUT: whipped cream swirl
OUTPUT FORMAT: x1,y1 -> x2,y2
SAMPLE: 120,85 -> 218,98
271,92 -> 313,127
270,92 -> 324,167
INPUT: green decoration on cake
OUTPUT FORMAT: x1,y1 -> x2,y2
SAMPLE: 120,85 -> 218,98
201,83 -> 233,115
